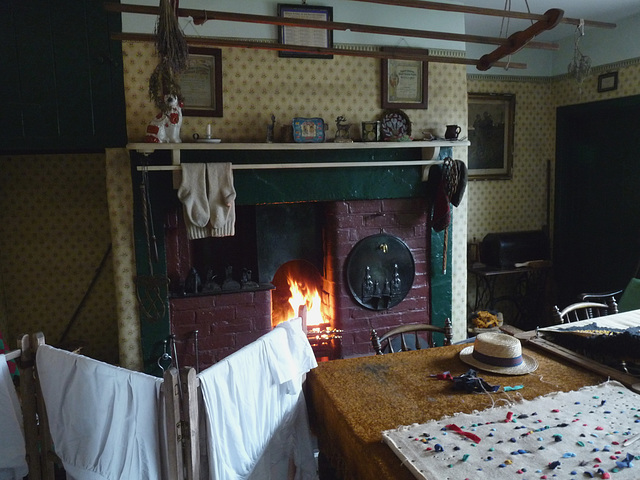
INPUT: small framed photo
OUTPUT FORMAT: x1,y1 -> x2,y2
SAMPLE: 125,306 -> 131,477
468,93 -> 515,180
597,71 -> 618,93
180,47 -> 223,117
278,4 -> 333,59
381,48 -> 428,109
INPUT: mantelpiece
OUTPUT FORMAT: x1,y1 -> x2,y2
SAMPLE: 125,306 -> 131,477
128,140 -> 470,171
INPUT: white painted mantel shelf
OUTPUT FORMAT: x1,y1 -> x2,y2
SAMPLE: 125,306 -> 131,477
129,139 -> 470,171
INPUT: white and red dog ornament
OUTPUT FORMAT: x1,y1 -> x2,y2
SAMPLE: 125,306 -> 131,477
145,94 -> 183,143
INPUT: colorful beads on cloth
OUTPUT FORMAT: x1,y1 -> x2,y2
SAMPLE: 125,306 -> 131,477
382,382 -> 640,480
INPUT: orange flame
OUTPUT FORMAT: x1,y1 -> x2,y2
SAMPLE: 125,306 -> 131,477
287,274 -> 324,327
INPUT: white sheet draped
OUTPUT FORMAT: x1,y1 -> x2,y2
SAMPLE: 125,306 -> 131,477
197,318 -> 318,480
36,345 -> 164,480
0,355 -> 28,480
539,307 -> 640,332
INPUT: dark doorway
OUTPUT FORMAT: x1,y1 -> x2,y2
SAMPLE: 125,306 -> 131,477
554,94 -> 640,307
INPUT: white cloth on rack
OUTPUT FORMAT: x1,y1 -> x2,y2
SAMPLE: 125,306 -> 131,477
36,345 -> 164,480
0,354 -> 28,480
198,317 -> 318,480
178,163 -> 210,239
178,162 -> 236,239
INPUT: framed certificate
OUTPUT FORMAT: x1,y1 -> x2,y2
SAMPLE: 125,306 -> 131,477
381,48 -> 428,109
278,4 -> 333,59
180,47 -> 223,117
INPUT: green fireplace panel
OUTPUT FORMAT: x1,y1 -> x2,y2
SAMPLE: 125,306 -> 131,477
181,147 -> 428,203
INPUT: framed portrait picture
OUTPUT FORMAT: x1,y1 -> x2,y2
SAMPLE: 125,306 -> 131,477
277,4 -> 333,59
597,71 -> 618,93
381,48 -> 428,109
468,93 -> 515,180
180,47 -> 223,117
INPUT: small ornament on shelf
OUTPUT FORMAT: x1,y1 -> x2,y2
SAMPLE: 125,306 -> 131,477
144,94 -> 183,143
334,115 -> 352,143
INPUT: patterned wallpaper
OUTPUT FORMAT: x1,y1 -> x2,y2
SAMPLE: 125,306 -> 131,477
3,39 -> 637,366
121,41 -> 470,342
465,78 -> 555,242
466,60 -> 640,244
123,42 -> 468,143
0,154 -> 119,364
465,61 -> 640,315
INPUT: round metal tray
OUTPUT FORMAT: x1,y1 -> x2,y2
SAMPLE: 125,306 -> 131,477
346,233 -> 415,310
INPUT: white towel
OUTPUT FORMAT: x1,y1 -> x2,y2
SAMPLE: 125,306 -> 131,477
178,163 -> 236,239
197,318 -> 317,480
0,355 -> 28,480
36,345 -> 164,480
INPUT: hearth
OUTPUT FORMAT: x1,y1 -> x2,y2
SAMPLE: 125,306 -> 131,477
167,197 -> 432,371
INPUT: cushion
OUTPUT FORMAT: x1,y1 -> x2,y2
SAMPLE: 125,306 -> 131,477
618,277 -> 640,312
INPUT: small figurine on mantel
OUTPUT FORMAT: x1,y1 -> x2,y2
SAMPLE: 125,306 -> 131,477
266,114 -> 276,143
222,265 -> 241,291
334,115 -> 353,143
144,93 -> 183,143
241,268 -> 259,290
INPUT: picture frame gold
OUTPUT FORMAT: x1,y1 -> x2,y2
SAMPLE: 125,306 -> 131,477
468,93 -> 515,180
180,47 -> 223,117
277,4 -> 333,59
381,48 -> 428,109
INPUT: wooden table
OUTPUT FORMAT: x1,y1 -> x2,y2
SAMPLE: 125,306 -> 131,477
305,343 -> 606,480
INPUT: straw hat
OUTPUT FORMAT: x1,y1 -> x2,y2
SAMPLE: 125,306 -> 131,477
459,332 -> 538,375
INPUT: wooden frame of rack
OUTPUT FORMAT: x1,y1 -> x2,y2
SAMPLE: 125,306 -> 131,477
105,2 -> 615,71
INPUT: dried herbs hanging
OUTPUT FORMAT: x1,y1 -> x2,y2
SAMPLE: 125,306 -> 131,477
148,0 -> 189,112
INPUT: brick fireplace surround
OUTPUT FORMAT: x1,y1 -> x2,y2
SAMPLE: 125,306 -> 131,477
167,197 -> 432,370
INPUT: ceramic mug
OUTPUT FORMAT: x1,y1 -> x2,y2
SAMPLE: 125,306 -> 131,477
445,125 -> 462,140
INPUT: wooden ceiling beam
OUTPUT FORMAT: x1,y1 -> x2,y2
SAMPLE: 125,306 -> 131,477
111,32 -> 527,70
104,2 -> 558,50
342,0 -> 616,30
477,8 -> 564,71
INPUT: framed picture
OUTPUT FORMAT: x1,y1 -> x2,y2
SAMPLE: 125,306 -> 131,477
381,48 -> 428,109
597,71 -> 618,93
180,47 -> 223,117
277,4 -> 333,59
468,93 -> 515,180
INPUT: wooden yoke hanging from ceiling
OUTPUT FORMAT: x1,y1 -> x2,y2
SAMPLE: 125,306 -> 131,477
476,8 -> 564,71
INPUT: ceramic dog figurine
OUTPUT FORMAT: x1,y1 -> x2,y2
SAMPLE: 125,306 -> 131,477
145,94 -> 183,143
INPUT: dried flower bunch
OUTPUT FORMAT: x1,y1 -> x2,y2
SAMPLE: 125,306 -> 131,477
148,0 -> 189,112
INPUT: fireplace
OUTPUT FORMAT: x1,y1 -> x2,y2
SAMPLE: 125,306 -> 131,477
166,197 -> 432,370
129,142 -> 464,374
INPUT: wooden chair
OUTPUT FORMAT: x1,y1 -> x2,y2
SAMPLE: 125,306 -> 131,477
371,319 -> 453,355
552,301 -> 616,324
577,290 -> 621,315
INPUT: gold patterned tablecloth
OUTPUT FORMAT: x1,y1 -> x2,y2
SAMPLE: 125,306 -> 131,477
305,344 -> 605,480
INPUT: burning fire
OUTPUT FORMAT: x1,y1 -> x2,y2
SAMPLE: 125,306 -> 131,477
287,274 -> 324,327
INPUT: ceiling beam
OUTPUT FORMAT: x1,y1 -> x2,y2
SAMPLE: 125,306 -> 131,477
104,2 -> 558,50
111,32 -> 527,70
477,8 -> 564,71
342,0 -> 616,29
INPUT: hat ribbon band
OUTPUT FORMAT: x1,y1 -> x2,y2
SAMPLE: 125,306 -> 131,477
472,350 -> 523,367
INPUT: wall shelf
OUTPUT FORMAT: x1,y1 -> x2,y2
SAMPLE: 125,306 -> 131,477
128,140 -> 470,171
